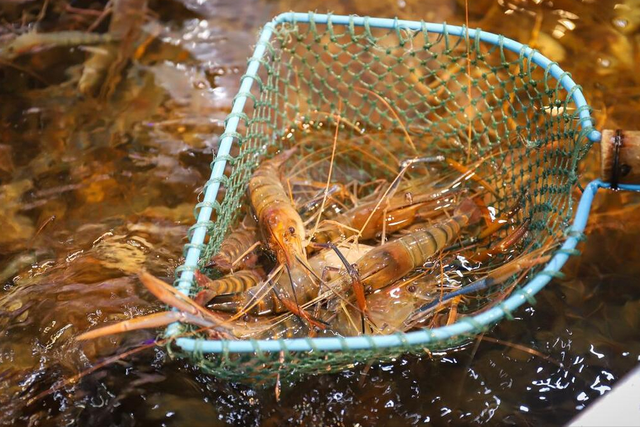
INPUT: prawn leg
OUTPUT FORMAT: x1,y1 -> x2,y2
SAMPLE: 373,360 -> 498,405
470,219 -> 530,263
408,251 -> 552,325
76,311 -> 217,341
276,292 -> 329,330
78,273 -> 234,340
138,272 -> 230,333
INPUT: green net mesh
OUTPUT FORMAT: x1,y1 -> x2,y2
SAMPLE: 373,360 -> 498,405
171,16 -> 594,385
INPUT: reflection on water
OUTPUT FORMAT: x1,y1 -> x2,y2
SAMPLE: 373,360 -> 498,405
1,0 -> 639,425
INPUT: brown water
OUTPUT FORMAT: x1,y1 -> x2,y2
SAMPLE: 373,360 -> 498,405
1,0 -> 640,425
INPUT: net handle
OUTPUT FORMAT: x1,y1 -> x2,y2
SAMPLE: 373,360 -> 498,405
601,129 -> 640,188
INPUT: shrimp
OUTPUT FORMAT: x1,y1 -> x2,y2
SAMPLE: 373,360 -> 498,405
318,198 -> 483,313
312,177 -> 465,244
207,215 -> 260,272
332,273 -> 437,335
194,268 -> 265,306
249,148 -> 306,267
208,244 -> 374,316
335,238 -> 548,336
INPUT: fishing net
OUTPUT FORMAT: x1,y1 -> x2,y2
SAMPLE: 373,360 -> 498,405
168,13 -> 597,384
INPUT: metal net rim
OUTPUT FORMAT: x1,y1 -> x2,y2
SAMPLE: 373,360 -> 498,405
166,12 -> 600,355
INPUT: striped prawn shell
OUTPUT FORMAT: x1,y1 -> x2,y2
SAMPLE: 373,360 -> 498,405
209,226 -> 259,272
354,211 -> 472,294
194,269 -> 264,306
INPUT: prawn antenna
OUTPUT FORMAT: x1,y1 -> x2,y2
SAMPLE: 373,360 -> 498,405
317,242 -> 368,332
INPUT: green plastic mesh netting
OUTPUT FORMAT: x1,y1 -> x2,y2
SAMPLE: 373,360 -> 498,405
167,13 -> 596,385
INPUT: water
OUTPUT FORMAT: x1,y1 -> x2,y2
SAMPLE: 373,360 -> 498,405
1,0 -> 640,425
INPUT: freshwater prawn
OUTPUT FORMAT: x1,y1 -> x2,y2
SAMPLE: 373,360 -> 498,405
314,198 -> 483,317
206,215 -> 260,273
207,243 -> 373,316
333,218 -> 535,335
249,148 -> 306,267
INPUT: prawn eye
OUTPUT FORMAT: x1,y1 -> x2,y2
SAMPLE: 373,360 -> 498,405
288,226 -> 296,235
407,285 -> 417,293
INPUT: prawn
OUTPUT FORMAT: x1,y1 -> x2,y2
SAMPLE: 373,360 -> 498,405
249,148 -> 306,267
332,272 -> 436,335
312,176 -> 465,244
208,244 -> 374,316
317,198 -> 483,315
207,215 -> 260,272
336,237 -> 547,336
248,147 -> 337,326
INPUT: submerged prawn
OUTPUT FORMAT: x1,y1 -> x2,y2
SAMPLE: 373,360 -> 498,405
311,171 -> 468,245
247,147 -> 331,325
334,220 -> 534,335
332,273 -> 437,336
